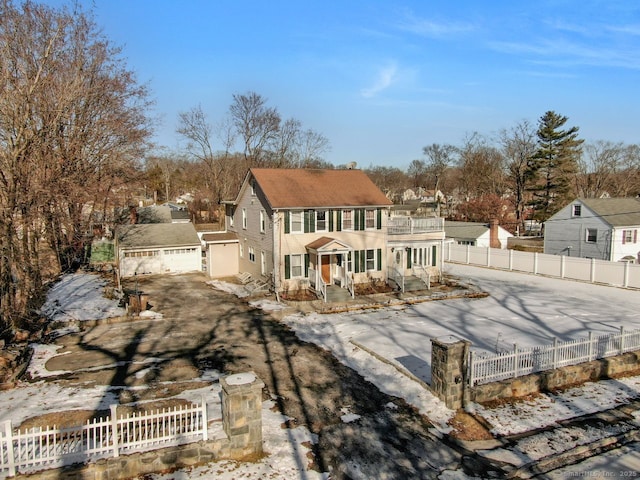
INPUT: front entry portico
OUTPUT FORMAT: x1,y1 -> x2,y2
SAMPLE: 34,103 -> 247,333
306,236 -> 354,298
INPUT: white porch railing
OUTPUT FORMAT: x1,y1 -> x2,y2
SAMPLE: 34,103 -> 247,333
387,266 -> 405,293
469,327 -> 640,386
345,273 -> 355,299
412,264 -> 431,290
388,217 -> 444,235
1,399 -> 208,478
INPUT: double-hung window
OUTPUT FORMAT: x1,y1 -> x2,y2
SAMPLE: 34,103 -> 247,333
260,210 -> 266,233
586,228 -> 597,243
572,205 -> 581,217
316,210 -> 327,232
365,209 -> 375,229
365,249 -> 375,270
248,246 -> 255,262
290,254 -> 302,277
342,209 -> 353,230
290,210 -> 303,233
242,208 -> 247,229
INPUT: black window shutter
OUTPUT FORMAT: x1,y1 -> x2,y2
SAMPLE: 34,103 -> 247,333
304,254 -> 309,277
354,250 -> 360,273
284,211 -> 290,234
284,255 -> 291,279
336,210 -> 342,232
304,210 -> 310,233
377,249 -> 382,271
329,209 -> 334,232
376,209 -> 382,230
407,249 -> 412,269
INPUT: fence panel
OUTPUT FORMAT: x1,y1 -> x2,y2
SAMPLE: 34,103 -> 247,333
557,256 -> 592,282
629,264 -> 640,289
490,249 -> 511,269
536,253 -> 562,277
593,259 -> 625,286
447,243 -> 640,290
0,400 -> 207,478
470,327 -> 640,386
510,250 -> 535,273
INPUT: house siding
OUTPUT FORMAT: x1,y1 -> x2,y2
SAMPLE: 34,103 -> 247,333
544,202 -> 612,260
277,209 -> 388,292
228,180 -> 274,280
611,227 -> 640,262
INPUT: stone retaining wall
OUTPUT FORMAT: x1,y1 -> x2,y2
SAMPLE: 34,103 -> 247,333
18,372 -> 265,480
470,350 -> 640,404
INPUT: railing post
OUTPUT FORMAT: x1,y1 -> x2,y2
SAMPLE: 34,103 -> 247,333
468,351 -> 475,386
552,338 -> 558,369
486,247 -> 491,267
4,420 -> 15,477
560,255 -> 566,278
590,258 -> 596,283
620,326 -> 626,354
110,404 -> 119,458
533,252 -> 538,275
466,245 -> 470,264
588,331 -> 594,361
509,249 -> 513,271
624,261 -> 630,288
513,344 -> 519,378
201,395 -> 208,441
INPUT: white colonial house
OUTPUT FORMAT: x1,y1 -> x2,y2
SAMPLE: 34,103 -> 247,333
224,168 -> 446,301
544,197 -> 640,262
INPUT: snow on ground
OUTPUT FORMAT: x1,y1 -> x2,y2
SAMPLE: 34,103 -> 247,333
206,280 -> 249,298
6,265 -> 640,479
39,273 -> 125,322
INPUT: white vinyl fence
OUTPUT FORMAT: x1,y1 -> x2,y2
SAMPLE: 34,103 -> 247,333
1,399 -> 208,478
469,327 -> 640,386
445,243 -> 640,289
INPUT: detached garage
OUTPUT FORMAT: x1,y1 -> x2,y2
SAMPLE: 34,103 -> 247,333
116,223 -> 202,277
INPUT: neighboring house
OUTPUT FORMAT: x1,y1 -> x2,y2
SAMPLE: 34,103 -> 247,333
544,198 -> 640,262
224,168 -> 445,300
116,223 -> 202,277
445,221 -> 513,249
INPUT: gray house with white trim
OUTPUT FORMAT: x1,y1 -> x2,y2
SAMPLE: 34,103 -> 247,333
544,198 -> 640,262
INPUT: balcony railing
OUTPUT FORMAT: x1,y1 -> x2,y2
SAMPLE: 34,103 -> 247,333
388,217 -> 444,235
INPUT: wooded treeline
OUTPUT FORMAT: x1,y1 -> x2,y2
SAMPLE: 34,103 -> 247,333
2,0 -> 640,344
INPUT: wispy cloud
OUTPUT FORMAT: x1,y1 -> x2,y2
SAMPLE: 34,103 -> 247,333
489,38 -> 640,70
361,63 -> 399,98
396,11 -> 476,39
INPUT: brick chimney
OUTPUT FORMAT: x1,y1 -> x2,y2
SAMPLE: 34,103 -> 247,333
129,205 -> 138,225
489,219 -> 501,249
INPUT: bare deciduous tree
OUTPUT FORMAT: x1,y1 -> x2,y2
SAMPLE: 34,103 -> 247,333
0,0 -> 151,338
500,120 -> 537,233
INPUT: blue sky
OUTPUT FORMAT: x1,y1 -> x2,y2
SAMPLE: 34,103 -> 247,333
43,0 -> 640,168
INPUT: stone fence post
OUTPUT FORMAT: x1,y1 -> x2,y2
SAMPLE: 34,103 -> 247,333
431,336 -> 471,409
220,371 -> 265,458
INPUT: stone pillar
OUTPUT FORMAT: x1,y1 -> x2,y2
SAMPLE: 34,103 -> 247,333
220,371 -> 265,457
431,336 -> 471,409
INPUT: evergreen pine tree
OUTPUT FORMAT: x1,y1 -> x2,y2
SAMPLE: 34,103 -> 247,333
527,111 -> 583,224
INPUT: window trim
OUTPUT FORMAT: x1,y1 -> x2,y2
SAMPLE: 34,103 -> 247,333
260,210 -> 266,233
290,210 -> 303,234
342,209 -> 353,231
290,254 -> 303,278
365,209 -> 376,229
316,210 -> 327,232
585,228 -> 597,243
572,204 -> 582,217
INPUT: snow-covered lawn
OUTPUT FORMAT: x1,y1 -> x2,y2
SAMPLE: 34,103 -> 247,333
4,265 -> 640,479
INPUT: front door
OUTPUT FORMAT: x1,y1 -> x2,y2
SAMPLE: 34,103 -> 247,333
321,255 -> 331,283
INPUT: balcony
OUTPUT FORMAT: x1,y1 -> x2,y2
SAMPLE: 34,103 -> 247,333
388,216 -> 444,235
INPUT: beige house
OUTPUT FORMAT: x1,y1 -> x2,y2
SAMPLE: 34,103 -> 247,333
225,168 -> 446,301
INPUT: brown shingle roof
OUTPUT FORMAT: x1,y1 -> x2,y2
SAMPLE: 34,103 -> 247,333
250,168 -> 393,209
